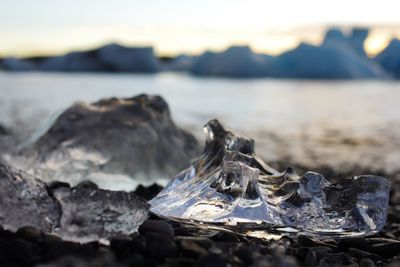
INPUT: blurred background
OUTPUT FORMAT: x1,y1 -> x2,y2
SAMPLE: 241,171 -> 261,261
1,0 -> 400,174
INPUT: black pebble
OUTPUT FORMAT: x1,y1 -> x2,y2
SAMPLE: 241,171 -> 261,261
304,250 -> 318,266
338,237 -> 371,251
75,180 -> 99,190
0,125 -> 10,135
212,231 -> 240,242
139,220 -> 175,239
16,226 -> 42,242
368,242 -> 400,258
196,253 -> 227,267
134,184 -> 163,200
1,238 -> 41,265
42,240 -> 97,262
47,181 -> 71,191
145,232 -> 178,260
234,247 -> 253,265
360,258 -> 376,267
348,248 -> 381,262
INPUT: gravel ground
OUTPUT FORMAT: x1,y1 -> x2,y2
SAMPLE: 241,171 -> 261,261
0,175 -> 399,267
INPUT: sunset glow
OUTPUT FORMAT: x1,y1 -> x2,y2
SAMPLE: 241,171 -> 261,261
0,0 -> 399,57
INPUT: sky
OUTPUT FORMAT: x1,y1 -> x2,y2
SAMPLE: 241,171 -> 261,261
1,0 -> 400,57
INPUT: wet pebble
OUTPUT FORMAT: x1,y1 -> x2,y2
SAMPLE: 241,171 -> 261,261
297,235 -> 336,250
212,231 -> 241,242
304,250 -> 318,266
135,183 -> 163,200
0,125 -> 10,135
359,258 -> 376,267
195,253 -> 227,267
317,252 -> 353,267
139,220 -> 175,239
16,226 -> 43,242
338,237 -> 371,251
368,242 -> 400,257
0,238 -> 41,265
234,246 -> 253,264
348,248 -> 381,262
179,239 -> 209,258
42,240 -> 97,262
145,232 -> 178,260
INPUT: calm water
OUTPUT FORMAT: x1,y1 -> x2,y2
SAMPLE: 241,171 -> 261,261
1,71 -> 400,172
1,72 -> 400,131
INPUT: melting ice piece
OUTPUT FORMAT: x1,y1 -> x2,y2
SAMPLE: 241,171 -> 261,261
149,119 -> 390,238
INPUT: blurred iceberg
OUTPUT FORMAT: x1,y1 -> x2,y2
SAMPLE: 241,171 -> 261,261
40,51 -> 107,72
96,44 -> 159,72
1,57 -> 36,71
3,27 -> 400,79
190,46 -> 270,77
375,39 -> 400,78
189,28 -> 387,79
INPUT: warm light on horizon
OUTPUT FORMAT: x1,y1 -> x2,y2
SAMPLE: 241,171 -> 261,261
0,0 -> 400,58
1,27 -> 398,59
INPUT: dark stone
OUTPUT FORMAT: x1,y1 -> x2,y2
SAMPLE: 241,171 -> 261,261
119,253 -> 144,266
212,231 -> 240,242
179,239 -> 209,258
145,232 -> 178,260
359,258 -> 376,267
318,253 -> 353,266
387,259 -> 400,267
195,253 -> 227,267
338,237 -> 371,251
176,237 -> 214,250
297,235 -> 336,249
16,226 -> 43,242
368,237 -> 400,245
139,220 -> 175,239
0,125 -> 10,135
368,242 -> 400,257
165,258 -> 196,267
134,183 -> 163,200
110,236 -> 146,257
36,254 -> 124,267
234,247 -> 253,264
75,180 -> 99,190
41,240 -> 97,262
348,248 -> 381,262
47,181 -> 71,191
267,237 -> 293,254
0,238 -> 41,265
304,250 -> 318,266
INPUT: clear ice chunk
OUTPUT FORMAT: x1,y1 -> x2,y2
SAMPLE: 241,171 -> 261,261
149,119 -> 390,238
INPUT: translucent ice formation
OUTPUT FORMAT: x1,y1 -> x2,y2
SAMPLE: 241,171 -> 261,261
7,95 -> 199,191
150,120 -> 390,238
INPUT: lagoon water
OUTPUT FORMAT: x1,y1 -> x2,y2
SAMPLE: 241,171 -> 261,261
1,71 -> 400,173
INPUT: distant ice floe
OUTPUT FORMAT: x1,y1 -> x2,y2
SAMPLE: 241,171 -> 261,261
1,57 -> 36,71
96,44 -> 159,72
190,46 -> 271,78
375,38 -> 400,78
2,44 -> 160,73
189,28 -> 387,79
2,27 -> 400,79
39,51 -> 107,72
165,55 -> 196,71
